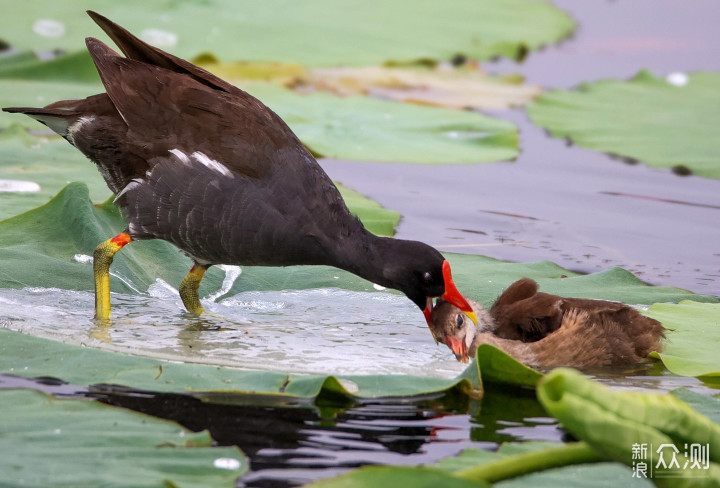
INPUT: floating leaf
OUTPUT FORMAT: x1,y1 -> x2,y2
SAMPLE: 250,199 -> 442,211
527,71 -> 720,178
288,66 -> 542,110
645,301 -> 720,380
0,388 -> 246,488
2,0 -> 575,66
474,344 -> 543,387
0,327 -> 480,398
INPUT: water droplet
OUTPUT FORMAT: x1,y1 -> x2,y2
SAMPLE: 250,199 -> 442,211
0,180 -> 41,193
54,428 -> 62,435
140,28 -> 178,47
372,283 -> 386,291
72,254 -> 93,265
666,72 -> 689,87
32,19 -> 66,38
213,457 -> 242,470
444,130 -> 491,140
337,378 -> 359,393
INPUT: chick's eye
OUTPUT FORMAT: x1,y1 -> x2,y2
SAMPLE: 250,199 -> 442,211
423,272 -> 432,283
456,314 -> 464,328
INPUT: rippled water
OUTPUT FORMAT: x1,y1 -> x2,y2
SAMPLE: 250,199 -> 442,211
0,283 -> 468,379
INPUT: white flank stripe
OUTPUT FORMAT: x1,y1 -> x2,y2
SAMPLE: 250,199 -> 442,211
113,178 -> 143,203
168,148 -> 190,164
192,151 -> 233,178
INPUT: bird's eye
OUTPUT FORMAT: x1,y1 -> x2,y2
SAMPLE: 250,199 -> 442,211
423,272 -> 432,283
456,314 -> 464,328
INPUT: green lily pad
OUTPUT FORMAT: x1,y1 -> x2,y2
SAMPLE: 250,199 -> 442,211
475,344 -> 543,387
0,49 -> 100,82
0,327 -> 480,398
0,388 -> 246,488
305,466 -> 489,488
2,1 -> 574,66
247,83 -> 519,163
645,301 -> 720,380
527,71 -> 720,178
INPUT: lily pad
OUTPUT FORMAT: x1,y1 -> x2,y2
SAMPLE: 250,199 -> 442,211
0,327 -> 480,398
305,466 -> 489,488
527,71 -> 720,178
248,83 -> 518,163
475,344 -> 543,387
289,66 -> 542,110
645,301 -> 720,381
0,388 -> 246,488
2,1 -> 575,66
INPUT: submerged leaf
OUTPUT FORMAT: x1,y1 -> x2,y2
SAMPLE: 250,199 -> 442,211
527,71 -> 720,179
0,389 -> 246,488
289,66 -> 542,110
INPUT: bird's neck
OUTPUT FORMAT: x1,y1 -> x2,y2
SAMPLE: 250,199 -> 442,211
330,230 -> 399,289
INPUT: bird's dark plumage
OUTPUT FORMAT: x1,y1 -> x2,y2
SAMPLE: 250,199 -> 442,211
3,11 -> 476,323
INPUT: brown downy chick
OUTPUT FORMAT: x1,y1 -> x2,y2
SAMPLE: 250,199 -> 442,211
429,278 -> 665,368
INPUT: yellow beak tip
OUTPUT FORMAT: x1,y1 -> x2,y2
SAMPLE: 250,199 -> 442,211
465,310 -> 478,325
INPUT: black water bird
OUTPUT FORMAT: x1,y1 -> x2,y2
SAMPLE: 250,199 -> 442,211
3,11 -> 477,329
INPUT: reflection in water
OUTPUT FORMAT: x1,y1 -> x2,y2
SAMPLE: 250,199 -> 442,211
0,374 -> 563,488
88,383 -> 561,488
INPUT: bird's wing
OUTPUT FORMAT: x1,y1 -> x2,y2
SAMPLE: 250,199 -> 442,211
85,37 -> 307,180
87,10 -> 236,94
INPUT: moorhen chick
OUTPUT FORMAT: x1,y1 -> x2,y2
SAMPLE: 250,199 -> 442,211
429,278 -> 665,368
3,11 -> 477,327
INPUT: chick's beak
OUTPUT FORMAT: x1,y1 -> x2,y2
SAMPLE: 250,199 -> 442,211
422,260 -> 476,344
423,296 -> 438,343
445,336 -> 470,363
440,260 -> 477,325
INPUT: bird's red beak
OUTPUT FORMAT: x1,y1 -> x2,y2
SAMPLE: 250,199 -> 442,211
446,335 -> 470,363
423,260 -> 478,342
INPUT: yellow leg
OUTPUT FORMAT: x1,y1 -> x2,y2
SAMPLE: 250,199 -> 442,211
93,233 -> 132,321
179,263 -> 207,315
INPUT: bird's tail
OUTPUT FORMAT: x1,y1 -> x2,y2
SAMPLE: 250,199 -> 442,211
2,103 -> 82,136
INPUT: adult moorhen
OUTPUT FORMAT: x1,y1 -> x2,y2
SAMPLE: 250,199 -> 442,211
4,11 -> 477,327
429,278 -> 665,368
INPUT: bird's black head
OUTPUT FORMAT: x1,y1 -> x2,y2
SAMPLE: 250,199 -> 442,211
378,239 -> 477,329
